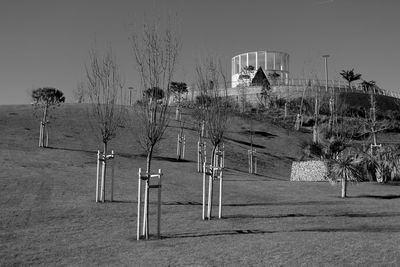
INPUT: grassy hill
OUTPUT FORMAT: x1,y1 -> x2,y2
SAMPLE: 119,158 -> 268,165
1,104 -> 400,266
339,92 -> 400,114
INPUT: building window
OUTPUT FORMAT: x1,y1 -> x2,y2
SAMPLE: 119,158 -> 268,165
257,51 -> 265,70
275,53 -> 281,71
267,52 -> 274,70
240,54 -> 247,70
234,56 -> 239,74
248,52 -> 256,68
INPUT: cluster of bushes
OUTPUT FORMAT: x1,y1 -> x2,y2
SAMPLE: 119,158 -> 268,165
301,139 -> 400,183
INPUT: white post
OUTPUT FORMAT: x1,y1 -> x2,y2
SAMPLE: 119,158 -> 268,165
137,168 -> 142,240
197,141 -> 200,172
42,122 -> 45,147
248,150 -> 250,173
207,164 -> 215,220
143,177 -> 149,239
222,143 -> 225,168
175,107 -> 179,120
202,162 -> 206,220
182,136 -> 186,159
39,122 -> 43,147
203,143 -> 207,168
254,149 -> 257,174
251,151 -> 253,174
157,169 -> 162,239
177,134 -> 180,159
218,168 -> 223,219
100,155 -> 106,202
110,150 -> 115,202
45,125 -> 49,147
96,151 -> 100,202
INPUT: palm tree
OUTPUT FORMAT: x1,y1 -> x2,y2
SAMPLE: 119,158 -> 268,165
360,80 -> 376,93
340,69 -> 362,90
329,153 -> 364,198
373,146 -> 400,183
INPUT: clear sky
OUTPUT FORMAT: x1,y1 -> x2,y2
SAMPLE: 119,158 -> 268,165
1,0 -> 399,105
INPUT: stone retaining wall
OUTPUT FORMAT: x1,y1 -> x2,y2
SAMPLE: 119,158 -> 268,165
290,160 -> 328,182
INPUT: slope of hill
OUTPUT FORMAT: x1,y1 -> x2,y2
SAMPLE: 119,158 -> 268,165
1,104 -> 400,266
339,92 -> 400,114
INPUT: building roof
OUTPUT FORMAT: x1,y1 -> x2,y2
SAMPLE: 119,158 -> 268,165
251,67 -> 270,87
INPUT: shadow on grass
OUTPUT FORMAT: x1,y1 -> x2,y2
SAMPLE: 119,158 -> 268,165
117,152 -> 143,159
110,200 -> 136,203
225,168 -> 288,181
163,201 -> 202,206
242,130 -> 278,139
161,225 -> 400,239
352,194 -> 400,200
223,211 -> 400,219
153,156 -> 194,163
258,150 -> 297,162
224,137 -> 266,149
162,200 -> 343,207
47,146 -> 97,154
167,124 -> 197,132
223,200 -> 341,207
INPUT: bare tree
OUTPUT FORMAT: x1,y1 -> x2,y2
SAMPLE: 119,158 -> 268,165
130,18 -> 181,174
31,87 -> 65,147
361,80 -> 379,146
218,58 -> 229,98
237,65 -> 255,112
85,46 -> 125,203
195,57 -> 230,219
86,46 -> 125,155
73,81 -> 86,103
130,18 -> 181,239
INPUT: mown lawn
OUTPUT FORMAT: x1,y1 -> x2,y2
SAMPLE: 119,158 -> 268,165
1,104 -> 399,266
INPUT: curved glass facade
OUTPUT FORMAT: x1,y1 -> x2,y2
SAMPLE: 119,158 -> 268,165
232,51 -> 290,87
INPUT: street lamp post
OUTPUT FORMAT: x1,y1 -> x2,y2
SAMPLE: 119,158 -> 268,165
323,55 -> 329,92
128,87 -> 134,106
323,55 -> 332,133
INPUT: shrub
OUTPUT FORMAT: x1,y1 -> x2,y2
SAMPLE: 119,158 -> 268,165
195,94 -> 212,107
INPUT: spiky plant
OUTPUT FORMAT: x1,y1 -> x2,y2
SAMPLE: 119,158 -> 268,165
329,153 -> 364,198
340,69 -> 362,90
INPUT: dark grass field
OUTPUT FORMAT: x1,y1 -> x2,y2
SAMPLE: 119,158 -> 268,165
1,104 -> 400,266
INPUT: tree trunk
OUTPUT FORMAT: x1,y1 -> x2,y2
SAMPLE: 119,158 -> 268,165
143,146 -> 153,239
146,146 -> 153,176
341,175 -> 347,198
207,145 -> 217,219
42,105 -> 48,147
313,97 -> 318,144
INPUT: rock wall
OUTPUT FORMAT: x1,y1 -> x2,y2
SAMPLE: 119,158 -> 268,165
290,160 -> 328,182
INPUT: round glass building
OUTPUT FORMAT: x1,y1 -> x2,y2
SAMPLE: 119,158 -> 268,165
232,51 -> 290,87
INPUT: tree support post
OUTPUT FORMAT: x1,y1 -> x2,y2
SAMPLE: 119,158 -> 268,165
96,151 -> 115,203
248,149 -> 257,174
197,140 -> 206,172
96,151 -> 101,202
177,134 -> 186,160
202,163 -> 223,220
214,143 -> 224,169
137,168 -> 162,240
39,121 -> 43,147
